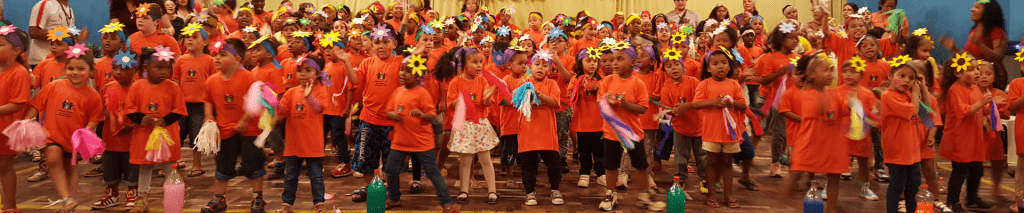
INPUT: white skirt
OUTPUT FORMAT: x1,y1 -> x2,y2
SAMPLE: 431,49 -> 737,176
448,118 -> 499,154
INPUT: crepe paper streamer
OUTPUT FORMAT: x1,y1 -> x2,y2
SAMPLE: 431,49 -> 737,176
654,110 -> 672,125
919,102 -> 934,114
990,99 -> 1003,133
656,120 -> 673,157
482,70 -> 513,101
106,88 -> 126,125
722,96 -> 739,140
244,81 -> 266,117
260,85 -> 281,115
462,90 -> 481,124
847,97 -> 868,140
918,105 -> 935,129
598,95 -> 638,150
884,9 -> 906,34
331,79 -> 349,105
566,76 -> 586,108
70,128 -> 104,165
143,127 -> 173,162
511,82 -> 541,121
744,109 -> 764,136
254,111 -> 273,148
762,75 -> 789,113
649,99 -> 670,109
2,120 -> 48,152
195,121 -> 221,155
452,92 -> 468,131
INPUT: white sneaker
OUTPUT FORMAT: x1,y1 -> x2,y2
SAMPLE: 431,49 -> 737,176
598,190 -> 617,211
935,201 -> 954,213
551,190 -> 564,205
596,175 -> 607,186
860,183 -> 879,201
577,175 -> 590,188
27,170 -> 48,182
638,192 -> 667,211
31,150 -> 42,162
821,182 -> 828,200
525,192 -> 538,206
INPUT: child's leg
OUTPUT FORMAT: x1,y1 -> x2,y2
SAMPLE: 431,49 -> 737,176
903,164 -> 922,213
991,159 -> 1007,197
0,155 -> 16,210
477,151 -> 497,192
416,150 -> 453,205
857,157 -> 871,184
706,152 -> 721,199
282,156 -> 301,205
500,135 -> 519,180
768,110 -> 787,164
137,163 -> 174,196
305,157 -> 325,204
539,150 -> 563,191
383,150 -> 408,202
965,161 -> 984,202
185,103 -> 205,172
721,153 -> 735,201
825,174 -> 840,213
947,162 -> 969,205
437,132 -> 452,171
411,154 -> 422,182
459,153 -> 474,193
691,137 -> 708,181
238,136 -> 266,195
44,146 -> 72,198
1017,154 -> 1024,201
520,151 -> 541,194
602,139 -> 625,191
577,134 -> 594,176
920,158 -> 939,197
885,164 -> 907,213
625,138 -> 652,190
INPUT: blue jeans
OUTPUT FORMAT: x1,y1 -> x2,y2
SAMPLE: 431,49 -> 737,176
282,156 -> 325,205
178,103 -> 205,147
886,163 -> 921,213
383,149 -> 452,205
324,115 -> 349,163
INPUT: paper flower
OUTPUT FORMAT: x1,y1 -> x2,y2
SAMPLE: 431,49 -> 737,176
889,55 -> 911,68
99,22 -> 125,33
67,25 -> 81,35
978,0 -> 990,3
421,25 -> 436,34
611,41 -> 630,50
305,6 -> 317,13
65,43 -> 88,58
534,49 -> 553,63
299,18 -> 312,26
444,17 -> 456,26
656,23 -> 668,30
682,26 -> 694,35
586,47 -> 602,60
0,25 -> 16,36
291,30 -> 312,38
1015,50 -> 1023,63
670,32 -> 688,45
850,56 -> 867,72
497,26 -> 511,36
790,57 -> 799,66
429,20 -> 444,29
197,11 -> 210,23
153,45 -> 175,62
242,26 -> 257,33
408,54 -> 428,76
351,16 -> 366,25
210,37 -> 226,53
135,4 -> 150,17
480,36 -> 494,44
950,52 -> 971,72
181,23 -> 204,36
779,22 -> 797,34
912,28 -> 928,36
48,26 -> 71,42
214,0 -> 226,6
663,48 -> 683,62
371,24 -> 392,41
114,49 -> 138,69
601,37 -> 617,46
319,31 -> 342,47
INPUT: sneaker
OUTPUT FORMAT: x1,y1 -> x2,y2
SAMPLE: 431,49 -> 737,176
124,189 -> 137,211
525,192 -> 538,206
331,163 -> 353,178
200,197 -> 227,213
250,197 -> 267,213
90,155 -> 103,164
128,194 -> 147,213
936,201 -> 955,213
699,180 -> 709,194
615,173 -> 628,190
577,175 -> 590,188
27,170 -> 48,182
596,175 -> 607,186
410,181 -> 423,194
354,171 -> 364,178
84,167 -> 103,177
91,188 -> 119,209
31,150 -> 41,162
598,190 -> 617,211
769,162 -> 783,178
951,203 -> 968,213
876,169 -> 890,182
860,183 -> 879,201
638,191 -> 667,211
840,172 -> 852,180
266,166 -> 285,180
821,182 -> 828,199
966,199 -> 994,209
551,190 -> 564,205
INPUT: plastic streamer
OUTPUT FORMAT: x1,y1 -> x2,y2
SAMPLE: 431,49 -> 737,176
762,75 -> 789,113
656,110 -> 673,157
722,96 -> 739,140
482,70 -> 512,100
452,92 -> 468,131
254,111 -> 273,148
566,75 -> 586,108
884,9 -> 906,34
598,94 -> 638,150
261,85 -> 281,115
1,120 -> 48,152
745,109 -> 764,136
195,121 -> 220,155
144,127 -> 173,162
990,99 -> 1003,134
106,88 -> 124,125
462,89 -> 481,124
511,82 -> 540,121
71,128 -> 105,165
847,97 -> 868,140
244,81 -> 266,117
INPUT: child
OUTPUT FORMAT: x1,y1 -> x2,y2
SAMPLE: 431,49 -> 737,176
835,57 -> 881,201
125,46 -> 188,213
1007,51 -> 1024,211
274,54 -> 330,213
201,38 -> 267,213
977,61 -> 1009,199
0,25 -> 29,213
938,54 -> 992,212
523,12 -> 544,42
174,24 -> 218,177
31,26 -> 73,89
24,43 -> 104,212
267,30 -> 318,180
752,23 -> 800,178
692,49 -> 747,209
499,49 -> 528,188
569,47 -> 607,188
856,36 -> 891,88
380,55 -> 457,213
879,59 -> 928,213
320,31 -> 358,178
546,29 -> 575,176
96,22 -> 130,90
92,49 -> 140,211
439,47 -> 500,203
519,50 -> 564,206
597,41 -> 665,211
350,24 -> 403,203
632,44 -> 662,181
659,47 -> 705,196
129,3 -> 182,56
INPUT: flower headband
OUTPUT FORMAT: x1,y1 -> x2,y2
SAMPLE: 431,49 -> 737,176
480,36 -> 494,45
889,55 -> 911,68
1015,50 -> 1023,63
609,41 -> 636,59
291,30 -> 313,50
750,15 -> 764,26
319,31 -> 345,48
146,45 -> 176,64
497,26 -> 511,37
65,43 -> 88,59
950,52 -> 972,72
181,23 -> 208,39
578,47 -> 602,60
210,38 -> 239,57
548,28 -> 568,40
453,47 -> 478,70
48,26 -> 74,45
113,49 -> 138,69
681,26 -> 695,35
849,56 -> 867,72
978,0 -> 990,4
531,49 -> 554,67
249,35 -> 282,68
242,25 -> 260,37
371,24 -> 394,41
662,47 -> 684,64
406,54 -> 428,77
638,45 -> 656,61
597,23 -> 613,31
529,12 -> 543,21
779,22 -> 797,34
99,22 -> 128,44
625,14 -> 641,25
136,4 -> 159,20
0,25 -> 23,52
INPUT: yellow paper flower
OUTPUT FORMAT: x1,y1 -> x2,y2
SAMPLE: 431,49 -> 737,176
889,55 -> 912,68
181,22 -> 203,36
1015,50 -> 1024,63
950,52 -> 972,72
789,57 -> 799,66
817,53 -> 834,67
47,26 -> 71,42
610,41 -> 629,50
850,56 -> 867,72
408,54 -> 428,76
248,35 -> 271,49
99,22 -> 125,33
670,32 -> 686,45
291,30 -> 312,38
585,47 -> 602,60
663,48 -> 682,62
912,28 -> 928,37
319,31 -> 342,47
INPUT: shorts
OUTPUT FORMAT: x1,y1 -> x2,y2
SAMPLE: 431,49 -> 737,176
351,122 -> 393,174
703,142 -> 741,154
500,134 -> 519,166
603,138 -> 648,170
733,133 -> 755,160
178,102 -> 205,148
214,135 -> 266,180
101,151 -> 138,186
268,121 -> 286,152
45,143 -> 73,159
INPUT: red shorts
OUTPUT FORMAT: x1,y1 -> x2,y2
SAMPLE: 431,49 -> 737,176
0,136 -> 16,155
987,132 -> 1006,161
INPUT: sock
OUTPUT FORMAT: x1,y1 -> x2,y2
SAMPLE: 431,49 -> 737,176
253,191 -> 263,199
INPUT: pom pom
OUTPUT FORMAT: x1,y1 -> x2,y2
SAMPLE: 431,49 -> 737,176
144,127 -> 173,162
2,120 -> 48,152
71,128 -> 105,165
254,111 -> 273,148
195,121 -> 221,155
598,94 -> 638,150
847,97 -> 868,140
261,84 -> 281,115
244,82 -> 266,117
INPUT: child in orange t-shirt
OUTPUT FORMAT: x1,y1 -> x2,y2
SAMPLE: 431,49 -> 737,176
977,61 -> 1010,197
350,24 -> 404,202
568,47 -> 607,187
856,36 -> 892,88
0,27 -> 30,211
380,57 -> 456,212
596,43 -> 663,211
659,47 -> 706,190
692,49 -> 747,208
629,45 -> 663,179
1006,56 -> 1024,204
125,47 -> 188,211
752,25 -> 801,177
320,34 -> 359,178
879,60 -> 927,212
95,22 -> 130,90
498,50 -> 529,185
93,49 -> 141,210
517,50 -> 564,206
25,46 -> 104,212
938,55 -> 992,208
272,55 -> 330,212
248,35 -> 290,178
129,4 -> 182,57
32,26 -> 73,89
200,39 -> 267,212
439,47 -> 500,203
835,58 -> 882,201
174,26 -> 219,176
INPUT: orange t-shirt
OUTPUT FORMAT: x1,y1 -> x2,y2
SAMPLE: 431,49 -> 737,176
279,58 -> 299,88
126,80 -> 187,164
834,85 -> 878,156
323,62 -> 354,116
780,88 -> 803,146
745,46 -> 764,63
880,89 -> 925,165
938,83 -> 987,163
445,75 -> 489,127
662,76 -> 702,136
569,38 -> 600,59
755,52 -> 800,99
128,32 -> 181,56
31,80 -> 104,153
1008,78 -> 1024,154
518,79 -> 561,153
347,52 -> 371,105
280,84 -> 330,157
500,75 -> 527,135
251,63 -> 286,94
636,70 -> 663,130
682,58 -> 701,78
568,75 -> 603,133
0,65 -> 31,153
426,47 -> 450,72
598,74 -> 650,141
785,89 -> 848,174
173,54 -> 219,103
694,78 -> 746,143
859,60 -> 890,89
553,54 -> 575,99
387,85 -> 438,152
274,45 -> 293,64
100,81 -> 132,152
217,11 -> 239,33
203,70 -> 262,138
31,58 -> 64,89
357,56 -> 405,126
94,57 -> 115,89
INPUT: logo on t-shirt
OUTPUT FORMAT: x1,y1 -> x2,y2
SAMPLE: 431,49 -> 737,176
870,75 -> 878,82
61,100 -> 74,110
287,74 -> 294,79
397,104 -> 404,112
188,70 -> 197,77
376,72 -> 386,80
105,73 -> 112,78
148,102 -> 159,111
470,93 -> 477,100
224,94 -> 235,102
325,74 -> 332,81
50,77 -> 58,82
679,99 -> 687,104
296,104 -> 305,112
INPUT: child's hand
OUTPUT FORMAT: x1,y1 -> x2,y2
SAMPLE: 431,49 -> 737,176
234,120 -> 248,133
141,115 -> 155,127
152,118 -> 166,127
484,86 -> 496,99
410,109 -> 423,117
386,111 -> 402,122
715,97 -> 728,108
303,81 -> 314,97
605,94 -> 620,106
982,92 -> 993,103
116,124 -> 133,136
940,35 -> 957,52
337,48 -> 351,63
672,104 -> 689,116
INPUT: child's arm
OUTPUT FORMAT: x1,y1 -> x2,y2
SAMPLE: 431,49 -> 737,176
536,89 -> 559,108
1009,92 -> 1024,113
339,50 -> 360,86
23,107 -> 38,121
926,127 -> 938,148
235,114 -> 251,133
203,102 -> 215,122
758,66 -> 789,86
0,103 -> 25,115
781,111 -> 802,122
553,59 -> 572,85
86,121 -> 100,131
482,86 -> 496,107
967,92 -> 992,115
410,109 -> 436,122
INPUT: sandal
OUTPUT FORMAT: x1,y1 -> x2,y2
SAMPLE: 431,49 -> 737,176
738,180 -> 760,191
503,180 -> 521,189
385,200 -> 402,209
455,192 -> 469,203
275,203 -> 293,213
313,203 -> 326,213
727,199 -> 741,208
186,170 -> 206,177
705,199 -> 720,208
410,182 -> 423,194
351,187 -> 368,202
487,192 -> 499,204
57,197 -> 78,213
176,161 -> 188,169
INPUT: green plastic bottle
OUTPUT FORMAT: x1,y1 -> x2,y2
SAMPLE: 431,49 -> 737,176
668,176 -> 685,212
368,169 -> 386,213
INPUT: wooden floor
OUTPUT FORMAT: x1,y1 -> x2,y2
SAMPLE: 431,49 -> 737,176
3,137 -> 1018,213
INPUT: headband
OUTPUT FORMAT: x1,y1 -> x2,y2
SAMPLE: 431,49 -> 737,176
135,4 -> 160,20
98,22 -> 128,45
670,32 -> 689,46
577,47 -> 602,60
454,48 -> 479,70
407,54 -> 428,77
291,31 -> 313,51
113,49 -> 139,69
211,38 -> 239,57
638,45 -> 656,61
236,7 -> 253,19
370,24 -> 394,41
625,14 -> 641,25
319,31 -> 345,48
295,54 -> 323,74
47,26 -> 74,45
249,35 -> 282,69
0,23 -> 22,52
779,22 -> 797,34
609,41 -> 636,59
890,55 -> 912,68
181,23 -> 208,39
741,29 -> 755,36
849,56 -> 867,72
66,43 -> 89,59
530,49 -> 554,67
547,28 -> 568,41
662,47 -> 684,65
750,15 -> 764,26
597,23 -> 613,31
1015,50 -> 1023,63
529,12 -> 543,21
143,45 -> 175,64
951,52 -> 972,72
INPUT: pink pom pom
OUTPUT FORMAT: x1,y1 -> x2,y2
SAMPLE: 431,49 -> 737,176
244,82 -> 265,117
2,120 -> 48,152
71,128 -> 105,165
261,85 -> 281,114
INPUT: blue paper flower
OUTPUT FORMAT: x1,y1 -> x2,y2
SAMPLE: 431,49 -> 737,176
114,49 -> 138,69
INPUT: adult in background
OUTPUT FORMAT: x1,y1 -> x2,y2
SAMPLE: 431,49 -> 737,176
666,0 -> 699,28
109,0 -> 169,36
734,0 -> 758,27
871,0 -> 909,36
940,0 -> 1007,90
29,0 -> 86,68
